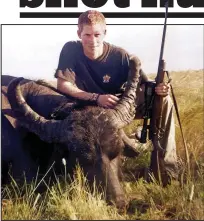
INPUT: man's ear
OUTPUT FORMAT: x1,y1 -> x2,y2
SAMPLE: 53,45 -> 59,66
77,30 -> 81,39
104,29 -> 107,36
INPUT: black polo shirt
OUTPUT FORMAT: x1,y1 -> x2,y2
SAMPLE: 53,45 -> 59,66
54,41 -> 147,95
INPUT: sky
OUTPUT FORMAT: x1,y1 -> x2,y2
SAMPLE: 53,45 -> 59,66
2,25 -> 203,81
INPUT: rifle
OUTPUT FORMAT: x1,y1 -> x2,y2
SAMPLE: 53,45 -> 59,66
139,0 -> 190,183
149,0 -> 169,149
139,0 -> 169,145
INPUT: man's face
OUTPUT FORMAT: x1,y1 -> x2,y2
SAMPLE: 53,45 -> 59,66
78,24 -> 106,59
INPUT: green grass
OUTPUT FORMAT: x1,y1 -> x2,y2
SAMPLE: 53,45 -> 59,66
2,69 -> 204,220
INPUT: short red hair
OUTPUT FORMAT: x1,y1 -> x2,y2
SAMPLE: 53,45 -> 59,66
78,10 -> 106,33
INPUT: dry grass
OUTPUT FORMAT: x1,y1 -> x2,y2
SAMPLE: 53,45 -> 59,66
2,69 -> 204,220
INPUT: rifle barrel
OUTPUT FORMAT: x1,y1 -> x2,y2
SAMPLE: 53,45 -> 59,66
156,0 -> 169,84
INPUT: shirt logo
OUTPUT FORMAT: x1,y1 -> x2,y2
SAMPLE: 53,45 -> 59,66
103,74 -> 111,83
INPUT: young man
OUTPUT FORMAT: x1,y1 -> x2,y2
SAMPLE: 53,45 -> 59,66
54,10 -> 179,184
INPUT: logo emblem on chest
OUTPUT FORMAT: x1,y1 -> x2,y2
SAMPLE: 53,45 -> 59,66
103,74 -> 111,83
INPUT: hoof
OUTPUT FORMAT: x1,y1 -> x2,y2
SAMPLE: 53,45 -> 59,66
115,196 -> 129,213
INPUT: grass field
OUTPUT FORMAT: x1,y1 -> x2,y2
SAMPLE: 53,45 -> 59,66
2,69 -> 204,220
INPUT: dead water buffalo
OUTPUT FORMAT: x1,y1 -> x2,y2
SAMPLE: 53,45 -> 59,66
2,56 -> 141,209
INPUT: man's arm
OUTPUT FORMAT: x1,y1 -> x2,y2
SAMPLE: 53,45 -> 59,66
57,78 -> 119,108
57,77 -> 94,101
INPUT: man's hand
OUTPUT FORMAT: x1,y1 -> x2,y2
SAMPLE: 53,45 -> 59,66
155,82 -> 170,97
97,94 -> 119,108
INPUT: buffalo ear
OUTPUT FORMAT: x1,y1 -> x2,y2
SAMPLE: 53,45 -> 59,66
123,144 -> 140,158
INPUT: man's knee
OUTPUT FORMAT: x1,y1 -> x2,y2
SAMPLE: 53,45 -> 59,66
163,94 -> 174,108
